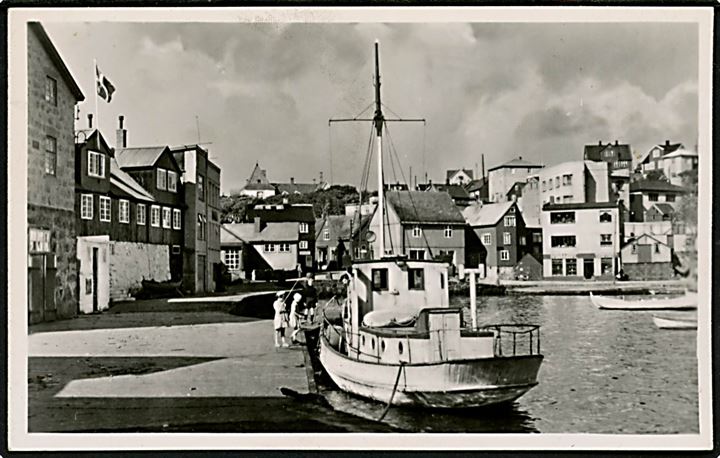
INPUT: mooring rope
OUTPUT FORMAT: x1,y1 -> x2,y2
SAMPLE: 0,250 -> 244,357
378,362 -> 405,422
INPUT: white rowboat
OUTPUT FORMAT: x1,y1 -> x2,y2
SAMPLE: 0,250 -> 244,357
652,311 -> 697,329
589,292 -> 697,310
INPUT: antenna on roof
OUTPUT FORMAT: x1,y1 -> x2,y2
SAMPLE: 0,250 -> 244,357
195,115 -> 202,144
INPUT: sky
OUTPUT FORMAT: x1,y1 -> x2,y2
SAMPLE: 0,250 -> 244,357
44,21 -> 699,194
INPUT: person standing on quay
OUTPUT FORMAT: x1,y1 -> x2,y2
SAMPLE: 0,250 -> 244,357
303,273 -> 318,324
272,291 -> 289,348
289,292 -> 304,344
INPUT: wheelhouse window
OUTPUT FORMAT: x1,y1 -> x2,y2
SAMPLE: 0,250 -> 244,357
551,235 -> 576,248
87,151 -> 105,177
119,200 -> 130,223
156,168 -> 167,190
172,209 -> 181,230
167,171 -> 178,192
551,259 -> 563,276
137,203 -> 146,225
599,212 -> 612,223
600,234 -> 613,246
412,226 -> 422,238
99,196 -> 111,222
44,136 -> 57,175
80,194 -> 93,220
151,205 -> 161,227
409,249 -> 425,260
550,211 -> 575,224
444,226 -> 453,238
372,268 -> 388,291
408,268 -> 424,290
503,216 -> 516,227
45,76 -> 57,105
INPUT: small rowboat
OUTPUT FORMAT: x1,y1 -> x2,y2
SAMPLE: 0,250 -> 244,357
589,291 -> 697,310
652,311 -> 697,329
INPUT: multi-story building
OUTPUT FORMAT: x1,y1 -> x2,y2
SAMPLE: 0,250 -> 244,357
246,203 -> 316,273
541,202 -> 621,279
463,201 -> 540,280
464,177 -> 489,203
27,23 -> 85,323
535,160 -> 610,205
638,141 -> 698,186
487,156 -> 543,203
445,168 -> 474,186
628,179 -> 686,223
368,191 -> 466,268
75,127 -> 182,305
170,144 -> 222,293
583,140 -> 632,206
417,182 -> 473,207
315,214 -> 373,269
221,220 -> 300,280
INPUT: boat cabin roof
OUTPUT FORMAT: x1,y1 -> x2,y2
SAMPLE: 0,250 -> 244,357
360,307 -> 495,339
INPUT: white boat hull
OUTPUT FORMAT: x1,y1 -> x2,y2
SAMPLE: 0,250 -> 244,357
319,335 -> 542,409
652,313 -> 697,329
589,292 -> 697,310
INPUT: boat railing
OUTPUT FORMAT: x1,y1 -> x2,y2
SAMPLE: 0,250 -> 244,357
477,324 -> 541,357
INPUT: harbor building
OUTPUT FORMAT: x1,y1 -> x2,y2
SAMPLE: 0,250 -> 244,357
583,140 -> 632,205
171,144 -> 222,293
221,221 -> 300,280
368,191 -> 466,269
620,234 -> 673,280
541,202 -> 621,279
487,156 -> 543,203
535,160 -> 610,205
315,214 -> 373,270
27,23 -> 85,323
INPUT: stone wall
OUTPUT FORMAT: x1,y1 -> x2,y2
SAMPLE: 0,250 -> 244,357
624,262 -> 673,281
109,242 -> 171,301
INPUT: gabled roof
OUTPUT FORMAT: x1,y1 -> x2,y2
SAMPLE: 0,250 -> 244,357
247,204 -> 315,223
629,179 -> 687,194
623,233 -> 670,249
488,156 -> 543,172
464,177 -> 487,193
109,158 -> 155,202
75,129 -> 113,155
638,142 -> 685,165
29,23 -> 85,102
462,202 -> 515,227
446,169 -> 474,181
115,146 -> 169,169
316,214 -> 372,242
242,163 -> 274,191
221,222 -> 299,245
419,183 -> 471,200
584,142 -> 632,162
385,191 -> 465,224
661,148 -> 698,159
651,203 -> 676,215
505,181 -> 526,198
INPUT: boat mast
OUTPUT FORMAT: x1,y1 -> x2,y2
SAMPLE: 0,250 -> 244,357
374,40 -> 385,257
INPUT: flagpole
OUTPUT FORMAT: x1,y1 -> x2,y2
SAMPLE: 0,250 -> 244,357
93,58 -> 99,130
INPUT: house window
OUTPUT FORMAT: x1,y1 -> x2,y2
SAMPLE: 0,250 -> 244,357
601,257 -> 613,275
223,249 -> 241,271
600,234 -> 613,246
444,226 -> 453,238
44,136 -> 57,175
80,194 -> 93,220
299,222 -> 309,234
197,214 -> 206,240
565,259 -> 577,276
519,236 -> 526,246
562,195 -> 573,203
162,207 -> 171,228
666,194 -> 675,202
299,240 -> 308,250
167,171 -> 178,192
541,180 -> 546,192
173,209 -> 181,230
29,228 -> 51,253
279,243 -> 290,252
555,177 -> 560,188
323,229 -> 330,241
412,226 -> 422,238
119,200 -> 130,223
87,151 -> 105,177
44,76 -> 57,105
631,243 -> 637,254
482,233 -> 492,245
504,216 -> 516,227
409,249 -> 425,260
156,168 -> 167,190
264,243 -> 275,252
500,250 -> 510,261
99,196 -> 111,222
151,206 -> 161,227
562,174 -> 572,186
599,212 -> 612,223
552,259 -> 563,276
408,268 -> 424,290
655,243 -> 660,253
550,211 -> 575,224
503,232 -> 512,245
532,233 -> 542,244
198,174 -> 205,201
551,235 -> 576,247
137,203 -> 146,225
648,193 -> 659,202
372,268 -> 388,291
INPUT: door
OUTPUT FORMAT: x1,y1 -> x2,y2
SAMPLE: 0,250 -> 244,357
28,254 -> 56,323
197,255 -> 206,293
583,259 -> 594,279
92,247 -> 99,312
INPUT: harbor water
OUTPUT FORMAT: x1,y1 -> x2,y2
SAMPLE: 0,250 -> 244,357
320,294 -> 698,433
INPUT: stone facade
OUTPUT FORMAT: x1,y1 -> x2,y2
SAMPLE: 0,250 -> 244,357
623,262 -> 673,281
108,241 -> 171,301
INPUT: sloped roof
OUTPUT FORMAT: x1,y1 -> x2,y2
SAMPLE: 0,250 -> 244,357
419,183 -> 471,200
115,146 -> 168,168
29,23 -> 85,102
488,157 -> 543,172
517,201 -> 541,228
385,191 -> 465,224
247,204 -> 315,223
109,158 -> 155,202
630,179 -> 687,194
661,148 -> 698,159
464,177 -> 487,193
221,222 -> 299,245
275,182 -> 319,195
623,233 -> 670,249
316,214 -> 372,241
462,202 -> 514,227
651,203 -> 676,215
505,181 -> 526,197
584,142 -> 632,162
446,169 -> 474,181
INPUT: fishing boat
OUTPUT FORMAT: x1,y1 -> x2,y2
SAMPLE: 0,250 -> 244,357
317,41 -> 543,409
589,291 -> 697,310
652,311 -> 697,329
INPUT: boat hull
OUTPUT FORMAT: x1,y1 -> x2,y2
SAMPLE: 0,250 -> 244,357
590,293 -> 697,310
652,315 -> 697,329
319,335 -> 542,408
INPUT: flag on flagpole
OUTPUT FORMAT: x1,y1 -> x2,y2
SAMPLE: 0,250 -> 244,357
95,65 -> 116,103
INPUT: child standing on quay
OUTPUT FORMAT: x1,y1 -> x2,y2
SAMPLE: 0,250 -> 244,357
290,292 -> 304,344
273,292 -> 289,348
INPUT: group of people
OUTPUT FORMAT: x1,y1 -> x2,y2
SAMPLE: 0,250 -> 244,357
272,273 -> 318,348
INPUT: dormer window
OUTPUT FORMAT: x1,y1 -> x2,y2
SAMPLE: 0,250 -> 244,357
156,168 -> 167,190
88,151 -> 105,178
412,226 -> 422,238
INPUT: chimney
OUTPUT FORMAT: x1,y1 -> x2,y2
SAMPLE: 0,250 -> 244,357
319,171 -> 324,182
598,140 -> 602,146
665,140 -> 670,146
116,115 -> 127,148
87,113 -> 93,129
519,155 -> 523,160
254,216 -> 264,233
481,154 -> 486,179
615,140 -> 619,146
290,177 -> 294,184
